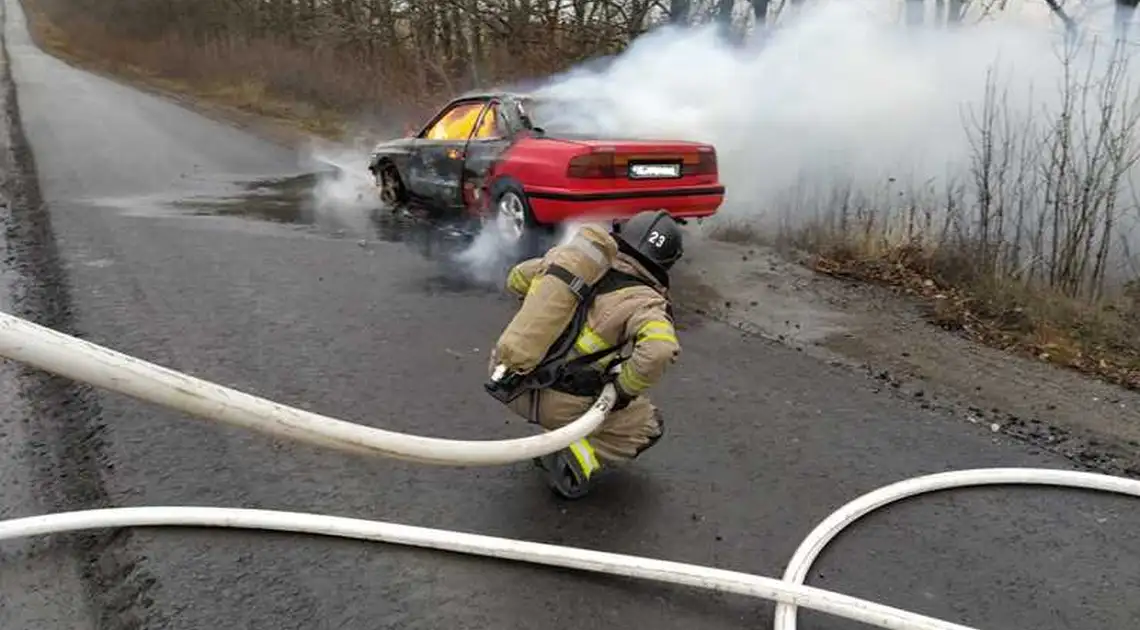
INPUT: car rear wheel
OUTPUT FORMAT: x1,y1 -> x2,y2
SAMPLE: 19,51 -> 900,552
495,191 -> 529,242
490,187 -> 545,258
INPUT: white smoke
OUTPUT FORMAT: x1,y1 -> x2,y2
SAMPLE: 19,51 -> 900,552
298,137 -> 381,234
451,222 -> 523,285
298,0 -> 1140,284
448,218 -> 600,287
524,0 -> 1140,238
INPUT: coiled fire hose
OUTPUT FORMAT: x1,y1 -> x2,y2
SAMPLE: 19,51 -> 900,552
0,310 -> 1136,630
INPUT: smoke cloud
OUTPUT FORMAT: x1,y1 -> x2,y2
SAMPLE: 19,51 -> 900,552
306,0 -> 1140,285
526,0 -> 1140,231
301,134 -> 541,288
299,137 -> 381,234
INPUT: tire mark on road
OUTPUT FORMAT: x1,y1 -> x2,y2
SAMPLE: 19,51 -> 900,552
1,7 -> 160,628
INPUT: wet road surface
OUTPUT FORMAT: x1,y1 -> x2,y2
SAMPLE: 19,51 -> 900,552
3,1 -> 1140,628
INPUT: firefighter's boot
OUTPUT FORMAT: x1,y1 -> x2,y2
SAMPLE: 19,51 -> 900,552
534,438 -> 602,500
633,410 -> 666,459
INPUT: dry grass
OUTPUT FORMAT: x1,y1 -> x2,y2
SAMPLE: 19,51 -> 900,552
22,0 -> 639,142
23,8 -> 432,141
803,240 -> 1140,390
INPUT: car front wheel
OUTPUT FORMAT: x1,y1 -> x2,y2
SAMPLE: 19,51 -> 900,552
374,161 -> 406,207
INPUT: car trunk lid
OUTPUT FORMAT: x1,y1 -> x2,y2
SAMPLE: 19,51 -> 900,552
561,140 -> 718,186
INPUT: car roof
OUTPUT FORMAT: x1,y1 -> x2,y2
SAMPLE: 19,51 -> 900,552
445,89 -> 602,109
447,89 -> 532,102
438,90 -> 596,122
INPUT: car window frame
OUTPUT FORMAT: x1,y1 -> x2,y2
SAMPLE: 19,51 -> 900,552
467,99 -> 510,142
417,99 -> 491,141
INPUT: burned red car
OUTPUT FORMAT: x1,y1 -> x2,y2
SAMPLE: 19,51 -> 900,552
366,90 -> 724,253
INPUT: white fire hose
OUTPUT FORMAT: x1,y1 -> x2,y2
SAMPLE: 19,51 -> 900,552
0,309 -> 1136,630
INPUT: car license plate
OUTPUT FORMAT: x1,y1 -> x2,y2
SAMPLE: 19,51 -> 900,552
628,163 -> 681,179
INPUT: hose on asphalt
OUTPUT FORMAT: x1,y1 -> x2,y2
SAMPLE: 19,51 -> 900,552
0,309 -> 1136,630
0,311 -> 616,466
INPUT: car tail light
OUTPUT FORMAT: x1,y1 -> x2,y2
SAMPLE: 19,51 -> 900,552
684,147 -> 717,176
567,149 -> 618,178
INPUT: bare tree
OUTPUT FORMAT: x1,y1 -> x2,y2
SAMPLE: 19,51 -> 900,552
1117,0 -> 1139,39
749,0 -> 772,26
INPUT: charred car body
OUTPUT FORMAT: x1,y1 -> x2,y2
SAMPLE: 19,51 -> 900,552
366,90 -> 725,255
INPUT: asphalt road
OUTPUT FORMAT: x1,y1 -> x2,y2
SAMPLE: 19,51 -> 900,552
2,0 -> 1140,628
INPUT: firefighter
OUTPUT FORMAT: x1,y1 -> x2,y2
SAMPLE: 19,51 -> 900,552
491,210 -> 683,499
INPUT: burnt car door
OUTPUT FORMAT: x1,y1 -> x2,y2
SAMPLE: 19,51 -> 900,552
458,99 -> 518,212
405,99 -> 490,215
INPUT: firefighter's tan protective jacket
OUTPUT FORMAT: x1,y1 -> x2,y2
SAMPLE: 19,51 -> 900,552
491,245 -> 680,463
504,249 -> 680,399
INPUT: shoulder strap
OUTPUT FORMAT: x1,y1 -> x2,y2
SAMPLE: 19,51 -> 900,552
544,264 -> 590,299
551,269 -> 674,374
593,268 -> 675,320
526,267 -> 673,386
593,269 -> 650,295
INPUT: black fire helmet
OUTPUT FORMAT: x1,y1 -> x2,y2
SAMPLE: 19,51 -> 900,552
613,210 -> 684,274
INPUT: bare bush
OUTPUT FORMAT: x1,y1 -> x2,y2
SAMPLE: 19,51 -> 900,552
26,0 -> 754,126
798,30 -> 1140,296
788,29 -> 1140,387
959,32 -> 1140,301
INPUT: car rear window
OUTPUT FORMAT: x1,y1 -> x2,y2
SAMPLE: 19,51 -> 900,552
520,96 -> 616,136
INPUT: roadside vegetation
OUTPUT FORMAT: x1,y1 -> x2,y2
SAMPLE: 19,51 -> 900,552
780,35 -> 1140,392
19,0 -> 1140,391
23,0 -> 719,136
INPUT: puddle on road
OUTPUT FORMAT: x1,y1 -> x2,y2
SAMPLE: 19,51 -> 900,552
150,168 -> 508,294
168,170 -> 470,246
170,173 -> 321,224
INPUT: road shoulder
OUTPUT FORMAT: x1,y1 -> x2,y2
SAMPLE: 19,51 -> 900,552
674,231 -> 1140,478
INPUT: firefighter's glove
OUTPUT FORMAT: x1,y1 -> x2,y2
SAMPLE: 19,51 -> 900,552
605,363 -> 636,411
485,364 -> 527,404
612,385 -> 636,411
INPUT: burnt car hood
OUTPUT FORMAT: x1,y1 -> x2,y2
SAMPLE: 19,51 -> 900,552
371,137 -> 417,152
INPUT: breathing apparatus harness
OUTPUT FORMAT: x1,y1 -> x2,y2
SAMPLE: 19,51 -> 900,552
483,240 -> 671,416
